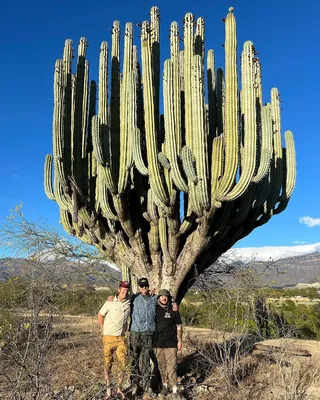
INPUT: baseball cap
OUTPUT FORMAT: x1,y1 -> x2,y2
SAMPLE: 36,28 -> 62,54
158,289 -> 171,297
119,280 -> 131,289
138,277 -> 149,287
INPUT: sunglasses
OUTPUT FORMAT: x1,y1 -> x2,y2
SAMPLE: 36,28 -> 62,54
139,284 -> 149,288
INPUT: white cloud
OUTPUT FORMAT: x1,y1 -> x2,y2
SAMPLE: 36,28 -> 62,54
230,242 -> 320,262
292,241 -> 307,245
299,216 -> 320,227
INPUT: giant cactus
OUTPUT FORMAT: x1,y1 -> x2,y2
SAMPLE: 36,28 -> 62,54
44,7 -> 296,302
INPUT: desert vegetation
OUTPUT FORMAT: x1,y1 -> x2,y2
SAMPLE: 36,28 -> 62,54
1,267 -> 320,399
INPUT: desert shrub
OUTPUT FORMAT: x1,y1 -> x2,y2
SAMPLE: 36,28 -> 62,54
52,288 -> 111,315
268,300 -> 320,339
180,302 -> 210,326
0,278 -> 28,307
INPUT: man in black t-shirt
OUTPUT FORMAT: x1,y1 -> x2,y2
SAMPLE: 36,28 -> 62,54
154,289 -> 183,399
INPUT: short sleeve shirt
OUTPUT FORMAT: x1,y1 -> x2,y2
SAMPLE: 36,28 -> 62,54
99,296 -> 130,336
154,304 -> 182,348
130,294 -> 158,333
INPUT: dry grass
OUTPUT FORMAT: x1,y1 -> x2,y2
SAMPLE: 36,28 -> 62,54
2,316 -> 320,399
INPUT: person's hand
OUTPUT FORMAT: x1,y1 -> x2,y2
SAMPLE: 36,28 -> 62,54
149,288 -> 156,296
177,341 -> 182,351
107,295 -> 114,302
172,302 -> 179,312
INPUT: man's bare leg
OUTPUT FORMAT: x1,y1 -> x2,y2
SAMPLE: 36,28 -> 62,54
115,369 -> 125,398
105,368 -> 112,398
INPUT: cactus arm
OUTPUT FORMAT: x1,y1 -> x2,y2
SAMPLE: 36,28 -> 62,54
216,68 -> 225,137
181,146 -> 198,183
210,136 -> 224,207
52,60 -> 67,188
118,23 -> 134,193
78,207 -> 96,228
150,6 -> 161,148
252,104 -> 273,182
192,54 -> 209,211
267,88 -> 284,213
148,222 -> 161,273
62,39 -> 73,179
170,22 -> 182,153
195,17 -> 205,61
129,230 -> 151,278
73,38 -> 88,192
272,131 -> 296,214
80,60 -> 90,199
283,130 -> 296,199
91,116 -> 104,165
223,40 -> 257,201
53,173 -> 72,212
159,216 -> 172,274
60,209 -> 76,236
158,152 -> 171,171
163,59 -> 188,192
91,116 -> 115,192
147,189 -> 159,224
141,21 -> 168,207
44,155 -> 56,201
112,196 -> 134,237
110,21 -> 121,186
98,42 -> 111,169
183,13 -> 194,149
271,88 -> 283,167
133,128 -> 148,175
232,186 -> 256,227
81,60 -> 89,159
95,170 -> 119,220
182,13 -> 202,215
217,8 -> 238,200
207,49 -> 217,140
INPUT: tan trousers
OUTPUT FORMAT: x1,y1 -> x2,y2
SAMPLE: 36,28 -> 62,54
155,347 -> 177,389
102,335 -> 128,372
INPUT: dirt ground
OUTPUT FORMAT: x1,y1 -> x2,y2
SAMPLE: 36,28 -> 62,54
2,316 -> 320,399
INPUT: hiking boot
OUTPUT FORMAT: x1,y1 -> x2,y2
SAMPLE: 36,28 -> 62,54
143,387 -> 157,399
131,384 -> 139,396
171,392 -> 184,400
159,386 -> 169,397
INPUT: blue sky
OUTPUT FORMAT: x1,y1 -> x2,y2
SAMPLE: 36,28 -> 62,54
1,0 -> 320,250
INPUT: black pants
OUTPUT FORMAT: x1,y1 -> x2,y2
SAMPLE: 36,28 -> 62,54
130,332 -> 154,390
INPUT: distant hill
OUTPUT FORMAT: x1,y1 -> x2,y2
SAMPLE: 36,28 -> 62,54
0,257 -> 121,289
2,252 -> 320,289
248,252 -> 320,287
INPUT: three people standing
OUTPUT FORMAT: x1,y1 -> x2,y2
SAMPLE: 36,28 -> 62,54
98,278 -> 183,399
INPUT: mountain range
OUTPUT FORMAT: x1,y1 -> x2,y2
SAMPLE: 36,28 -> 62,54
1,251 -> 320,289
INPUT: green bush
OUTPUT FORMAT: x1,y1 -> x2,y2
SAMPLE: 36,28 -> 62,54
0,278 -> 28,308
52,288 -> 111,315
